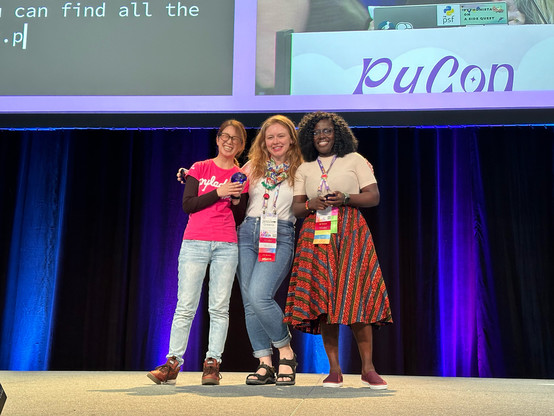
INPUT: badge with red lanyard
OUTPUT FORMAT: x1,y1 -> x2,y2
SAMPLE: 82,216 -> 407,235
314,156 -> 339,245
259,160 -> 289,261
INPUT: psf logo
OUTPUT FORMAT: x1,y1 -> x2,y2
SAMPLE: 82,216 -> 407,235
438,4 -> 461,26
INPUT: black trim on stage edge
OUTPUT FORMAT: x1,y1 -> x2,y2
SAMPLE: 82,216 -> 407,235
0,383 -> 7,415
0,109 -> 553,129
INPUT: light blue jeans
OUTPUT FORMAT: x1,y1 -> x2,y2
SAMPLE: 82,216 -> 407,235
237,216 -> 295,358
167,239 -> 238,365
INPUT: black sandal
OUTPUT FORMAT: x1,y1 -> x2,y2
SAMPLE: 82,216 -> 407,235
276,353 -> 297,386
245,363 -> 276,385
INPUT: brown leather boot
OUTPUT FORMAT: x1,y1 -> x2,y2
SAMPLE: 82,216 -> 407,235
201,358 -> 221,385
147,356 -> 181,384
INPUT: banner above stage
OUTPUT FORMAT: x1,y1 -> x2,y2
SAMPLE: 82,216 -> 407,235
289,25 -> 554,96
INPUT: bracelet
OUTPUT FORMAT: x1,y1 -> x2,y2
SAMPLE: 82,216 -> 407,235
343,192 -> 350,206
305,199 -> 315,214
230,195 -> 241,200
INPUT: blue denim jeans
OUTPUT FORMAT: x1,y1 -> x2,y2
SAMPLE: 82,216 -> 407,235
237,216 -> 295,358
167,239 -> 238,365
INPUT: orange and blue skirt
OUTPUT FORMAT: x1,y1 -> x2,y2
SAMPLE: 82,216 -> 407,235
284,206 -> 392,334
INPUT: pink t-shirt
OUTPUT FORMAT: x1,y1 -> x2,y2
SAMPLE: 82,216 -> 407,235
183,159 -> 248,243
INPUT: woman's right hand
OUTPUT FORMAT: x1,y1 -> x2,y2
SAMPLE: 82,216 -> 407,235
307,196 -> 328,211
176,168 -> 188,184
217,180 -> 244,198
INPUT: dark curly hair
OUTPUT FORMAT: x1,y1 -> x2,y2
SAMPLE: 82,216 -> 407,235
297,112 -> 358,162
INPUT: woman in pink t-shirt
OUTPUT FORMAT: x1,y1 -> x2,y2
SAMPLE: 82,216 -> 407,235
148,120 -> 248,386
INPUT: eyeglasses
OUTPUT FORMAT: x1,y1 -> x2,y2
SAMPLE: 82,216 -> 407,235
219,132 -> 242,144
313,128 -> 333,137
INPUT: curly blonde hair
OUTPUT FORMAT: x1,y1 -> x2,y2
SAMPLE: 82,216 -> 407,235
247,115 -> 303,185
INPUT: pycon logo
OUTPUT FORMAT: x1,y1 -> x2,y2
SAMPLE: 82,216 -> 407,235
353,56 -> 515,94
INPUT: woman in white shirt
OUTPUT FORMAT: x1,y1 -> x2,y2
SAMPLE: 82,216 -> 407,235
237,115 -> 304,386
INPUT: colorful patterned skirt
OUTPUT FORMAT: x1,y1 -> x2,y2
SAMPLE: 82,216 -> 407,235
283,206 -> 392,334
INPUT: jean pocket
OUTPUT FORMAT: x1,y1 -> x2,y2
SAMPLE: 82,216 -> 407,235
277,224 -> 295,245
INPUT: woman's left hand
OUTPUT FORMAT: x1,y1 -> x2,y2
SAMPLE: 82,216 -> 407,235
324,191 -> 346,207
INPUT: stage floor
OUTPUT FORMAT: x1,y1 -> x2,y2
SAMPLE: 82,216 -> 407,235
0,371 -> 553,415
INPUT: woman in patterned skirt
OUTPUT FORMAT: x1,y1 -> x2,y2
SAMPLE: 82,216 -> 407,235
284,111 -> 393,389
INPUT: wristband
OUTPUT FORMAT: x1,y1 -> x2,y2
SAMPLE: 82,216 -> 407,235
305,199 -> 315,214
343,192 -> 350,206
231,195 -> 241,200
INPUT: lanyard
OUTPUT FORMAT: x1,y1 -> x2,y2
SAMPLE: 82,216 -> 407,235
313,156 -> 338,245
316,155 -> 337,195
262,182 -> 282,215
259,166 -> 285,261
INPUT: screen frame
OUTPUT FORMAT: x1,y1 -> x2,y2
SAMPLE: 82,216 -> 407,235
2,108 -> 553,129
1,0 -> 553,129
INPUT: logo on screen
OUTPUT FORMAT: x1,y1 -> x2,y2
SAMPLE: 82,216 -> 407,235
353,56 -> 515,95
438,4 -> 461,26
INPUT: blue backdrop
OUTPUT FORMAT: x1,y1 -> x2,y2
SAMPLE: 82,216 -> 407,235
1,124 -> 552,378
